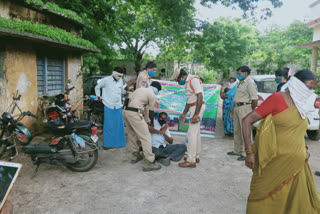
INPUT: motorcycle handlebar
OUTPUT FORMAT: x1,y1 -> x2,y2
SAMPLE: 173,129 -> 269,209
23,111 -> 38,119
65,86 -> 75,94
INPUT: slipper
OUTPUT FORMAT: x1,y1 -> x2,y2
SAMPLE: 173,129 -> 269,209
227,151 -> 241,156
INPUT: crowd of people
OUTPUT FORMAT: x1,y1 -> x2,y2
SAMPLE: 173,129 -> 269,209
96,61 -> 320,213
95,61 -> 204,171
221,66 -> 320,213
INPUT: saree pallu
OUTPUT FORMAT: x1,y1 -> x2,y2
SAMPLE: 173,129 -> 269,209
222,87 -> 237,135
247,107 -> 320,214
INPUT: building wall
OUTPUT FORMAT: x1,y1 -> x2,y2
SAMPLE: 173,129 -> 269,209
0,0 -> 10,19
313,25 -> 320,41
0,0 -> 82,37
66,54 -> 83,114
2,44 -> 38,128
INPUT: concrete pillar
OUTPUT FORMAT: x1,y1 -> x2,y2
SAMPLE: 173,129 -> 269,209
311,47 -> 318,73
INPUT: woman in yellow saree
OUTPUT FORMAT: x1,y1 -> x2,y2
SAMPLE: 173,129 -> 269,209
242,70 -> 320,214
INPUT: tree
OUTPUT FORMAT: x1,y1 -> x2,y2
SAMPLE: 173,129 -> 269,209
248,21 -> 313,74
200,0 -> 283,19
193,18 -> 259,78
53,0 -> 284,74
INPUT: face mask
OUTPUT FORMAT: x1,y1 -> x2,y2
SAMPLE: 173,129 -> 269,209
237,74 -> 245,81
228,82 -> 237,89
179,79 -> 186,85
148,70 -> 156,76
310,89 -> 315,94
151,86 -> 159,95
112,71 -> 123,81
275,77 -> 282,84
158,119 -> 166,126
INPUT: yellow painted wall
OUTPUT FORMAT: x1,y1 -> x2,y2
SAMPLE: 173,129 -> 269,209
66,54 -> 84,114
4,44 -> 38,127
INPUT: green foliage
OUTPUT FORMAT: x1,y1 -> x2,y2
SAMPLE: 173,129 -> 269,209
201,0 -> 283,19
193,18 -> 259,78
248,21 -> 313,74
0,17 -> 96,49
25,0 -> 84,23
196,67 -> 218,84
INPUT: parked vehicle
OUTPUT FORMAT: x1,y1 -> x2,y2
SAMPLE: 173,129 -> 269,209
46,84 -> 80,126
0,92 -> 99,175
85,95 -> 104,125
251,75 -> 320,140
83,76 -> 105,96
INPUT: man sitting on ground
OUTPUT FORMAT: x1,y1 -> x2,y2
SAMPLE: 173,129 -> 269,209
148,112 -> 187,166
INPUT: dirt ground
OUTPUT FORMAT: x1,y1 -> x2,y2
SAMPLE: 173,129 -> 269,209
7,99 -> 320,214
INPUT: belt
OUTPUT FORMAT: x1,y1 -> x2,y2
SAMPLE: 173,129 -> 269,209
234,102 -> 251,107
124,106 -> 140,112
190,101 -> 205,107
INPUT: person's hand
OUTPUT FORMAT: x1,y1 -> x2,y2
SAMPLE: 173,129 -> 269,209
306,150 -> 310,162
229,110 -> 234,118
97,96 -> 102,101
191,114 -> 199,123
245,153 -> 255,169
155,101 -> 160,109
179,114 -> 186,123
160,124 -> 168,134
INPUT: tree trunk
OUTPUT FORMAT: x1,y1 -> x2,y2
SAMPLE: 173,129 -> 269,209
134,53 -> 143,73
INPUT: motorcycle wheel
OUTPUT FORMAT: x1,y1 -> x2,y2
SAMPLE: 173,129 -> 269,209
66,135 -> 98,172
89,113 -> 103,125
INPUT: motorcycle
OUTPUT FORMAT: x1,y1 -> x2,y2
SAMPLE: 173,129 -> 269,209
85,95 -> 104,125
0,92 -> 99,175
46,82 -> 79,126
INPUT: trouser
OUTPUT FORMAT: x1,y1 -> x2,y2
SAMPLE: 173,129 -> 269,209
152,144 -> 187,161
123,110 -> 155,162
233,104 -> 253,156
187,104 -> 206,163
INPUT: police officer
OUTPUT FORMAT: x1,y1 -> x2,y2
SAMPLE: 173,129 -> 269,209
136,61 -> 157,122
136,61 -> 157,89
227,65 -> 258,161
123,81 -> 162,172
170,68 -> 206,168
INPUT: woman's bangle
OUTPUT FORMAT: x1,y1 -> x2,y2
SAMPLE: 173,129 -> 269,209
245,148 -> 255,154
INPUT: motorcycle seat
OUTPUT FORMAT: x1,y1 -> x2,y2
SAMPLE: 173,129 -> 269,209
66,121 -> 93,130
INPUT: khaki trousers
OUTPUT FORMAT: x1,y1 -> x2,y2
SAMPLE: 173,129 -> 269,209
123,110 -> 155,162
233,104 -> 253,156
187,104 -> 206,163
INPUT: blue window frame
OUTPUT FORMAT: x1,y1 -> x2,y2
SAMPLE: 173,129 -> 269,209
37,56 -> 65,95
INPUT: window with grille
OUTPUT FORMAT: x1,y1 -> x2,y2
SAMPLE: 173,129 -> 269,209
37,56 -> 65,95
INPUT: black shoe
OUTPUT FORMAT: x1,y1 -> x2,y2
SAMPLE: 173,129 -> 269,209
227,151 -> 241,156
315,171 -> 320,176
237,156 -> 246,161
157,158 -> 170,166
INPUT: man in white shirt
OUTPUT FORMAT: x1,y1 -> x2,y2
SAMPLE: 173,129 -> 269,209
95,67 -> 126,149
148,112 -> 187,166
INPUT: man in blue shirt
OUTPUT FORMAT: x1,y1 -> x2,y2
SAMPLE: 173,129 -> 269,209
148,112 -> 187,166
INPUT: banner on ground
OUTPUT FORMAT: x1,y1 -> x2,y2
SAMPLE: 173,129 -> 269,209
154,80 -> 221,138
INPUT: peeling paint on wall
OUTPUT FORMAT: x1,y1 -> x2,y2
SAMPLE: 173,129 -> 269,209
16,73 -> 31,94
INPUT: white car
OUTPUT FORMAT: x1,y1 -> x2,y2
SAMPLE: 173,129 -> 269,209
251,75 -> 320,140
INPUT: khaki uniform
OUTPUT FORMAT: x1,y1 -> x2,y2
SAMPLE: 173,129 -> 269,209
233,76 -> 258,155
136,70 -> 151,122
123,87 -> 156,162
185,75 -> 206,163
136,70 -> 151,89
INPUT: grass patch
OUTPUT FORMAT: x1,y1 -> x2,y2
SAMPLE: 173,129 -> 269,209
0,17 -> 96,49
25,0 -> 84,24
